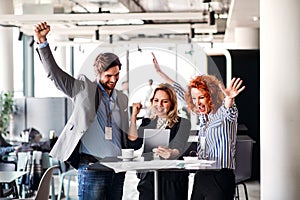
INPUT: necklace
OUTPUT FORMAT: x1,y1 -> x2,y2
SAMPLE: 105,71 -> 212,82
156,117 -> 168,129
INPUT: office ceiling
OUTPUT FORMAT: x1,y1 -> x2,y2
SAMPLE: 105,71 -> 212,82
0,0 -> 259,44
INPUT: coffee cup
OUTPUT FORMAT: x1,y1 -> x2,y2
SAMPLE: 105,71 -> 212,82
121,149 -> 134,158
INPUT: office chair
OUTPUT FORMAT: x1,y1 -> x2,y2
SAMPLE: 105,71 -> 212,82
57,168 -> 78,200
33,165 -> 58,200
234,135 -> 254,200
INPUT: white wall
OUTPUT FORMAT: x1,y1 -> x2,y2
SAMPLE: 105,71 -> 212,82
261,0 -> 300,199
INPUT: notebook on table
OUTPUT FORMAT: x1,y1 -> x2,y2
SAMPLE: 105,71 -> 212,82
143,129 -> 170,153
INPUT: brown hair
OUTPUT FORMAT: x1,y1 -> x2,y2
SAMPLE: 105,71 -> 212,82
149,83 -> 178,128
93,52 -> 122,76
185,75 -> 224,114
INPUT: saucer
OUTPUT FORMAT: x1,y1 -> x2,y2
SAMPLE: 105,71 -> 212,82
183,156 -> 199,163
117,156 -> 137,161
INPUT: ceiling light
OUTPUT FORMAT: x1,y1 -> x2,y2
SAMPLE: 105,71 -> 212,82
95,29 -> 100,40
109,34 -> 113,44
29,36 -> 34,47
208,3 -> 215,25
106,19 -> 144,25
18,30 -> 23,41
77,21 -> 106,26
252,16 -> 260,22
190,27 -> 195,38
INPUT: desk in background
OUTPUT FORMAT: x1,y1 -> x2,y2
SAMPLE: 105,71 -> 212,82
0,171 -> 27,183
0,171 -> 27,198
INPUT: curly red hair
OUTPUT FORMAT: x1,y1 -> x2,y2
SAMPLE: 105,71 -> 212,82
185,75 -> 224,114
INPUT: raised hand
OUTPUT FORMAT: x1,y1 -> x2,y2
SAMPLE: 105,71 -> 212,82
219,77 -> 245,99
219,77 -> 245,108
151,52 -> 174,84
131,102 -> 142,118
34,22 -> 50,44
128,102 -> 143,141
151,52 -> 161,72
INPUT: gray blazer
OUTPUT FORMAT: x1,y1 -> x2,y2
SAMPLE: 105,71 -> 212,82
36,45 -> 129,168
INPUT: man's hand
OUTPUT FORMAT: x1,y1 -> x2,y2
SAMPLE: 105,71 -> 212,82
34,22 -> 50,44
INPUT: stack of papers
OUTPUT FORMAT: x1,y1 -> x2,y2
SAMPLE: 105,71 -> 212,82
179,160 -> 216,169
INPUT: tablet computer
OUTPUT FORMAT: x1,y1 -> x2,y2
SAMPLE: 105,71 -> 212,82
143,129 -> 170,153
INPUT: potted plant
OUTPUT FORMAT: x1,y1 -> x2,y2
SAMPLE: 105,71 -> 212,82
0,91 -> 16,138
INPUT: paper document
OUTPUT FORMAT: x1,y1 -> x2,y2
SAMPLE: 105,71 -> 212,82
99,159 -> 179,173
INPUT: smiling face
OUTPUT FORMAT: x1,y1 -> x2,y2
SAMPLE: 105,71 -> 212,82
151,90 -> 172,118
99,65 -> 120,95
191,87 -> 211,114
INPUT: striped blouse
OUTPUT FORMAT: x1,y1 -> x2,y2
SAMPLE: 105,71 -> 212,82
172,81 -> 238,169
200,103 -> 238,169
173,82 -> 186,103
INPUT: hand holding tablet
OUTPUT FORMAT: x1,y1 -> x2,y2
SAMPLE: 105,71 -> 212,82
143,129 -> 170,153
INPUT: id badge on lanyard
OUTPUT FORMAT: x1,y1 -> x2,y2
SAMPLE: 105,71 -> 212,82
105,126 -> 112,140
105,100 -> 116,140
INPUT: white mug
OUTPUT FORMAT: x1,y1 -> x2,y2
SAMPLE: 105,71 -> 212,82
121,149 -> 134,158
49,130 -> 56,139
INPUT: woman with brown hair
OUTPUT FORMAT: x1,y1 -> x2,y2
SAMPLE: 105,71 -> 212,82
127,83 -> 191,200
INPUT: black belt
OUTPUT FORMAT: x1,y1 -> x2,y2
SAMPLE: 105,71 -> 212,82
80,153 -> 98,163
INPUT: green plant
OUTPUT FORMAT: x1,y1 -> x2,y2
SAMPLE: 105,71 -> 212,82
0,91 -> 16,137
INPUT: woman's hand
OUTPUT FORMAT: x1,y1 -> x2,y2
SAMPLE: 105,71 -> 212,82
131,102 -> 142,118
128,102 -> 142,141
152,52 -> 161,72
219,77 -> 245,108
34,21 -> 51,44
220,77 -> 245,99
155,146 -> 179,159
151,52 -> 175,85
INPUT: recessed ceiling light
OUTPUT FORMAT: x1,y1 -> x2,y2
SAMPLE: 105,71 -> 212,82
252,16 -> 260,22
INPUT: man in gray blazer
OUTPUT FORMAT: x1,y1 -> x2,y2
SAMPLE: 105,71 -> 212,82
34,22 -> 132,200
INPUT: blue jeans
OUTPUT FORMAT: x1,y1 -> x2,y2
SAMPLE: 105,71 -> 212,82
77,161 -> 125,200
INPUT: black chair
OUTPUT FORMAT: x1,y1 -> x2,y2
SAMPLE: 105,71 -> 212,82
234,135 -> 255,200
0,161 -> 19,198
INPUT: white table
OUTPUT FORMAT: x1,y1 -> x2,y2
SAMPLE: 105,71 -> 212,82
89,158 -> 220,200
0,171 -> 27,183
0,171 -> 27,197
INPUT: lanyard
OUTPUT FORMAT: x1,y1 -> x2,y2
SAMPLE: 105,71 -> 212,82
156,118 -> 168,129
103,96 -> 117,127
97,84 -> 117,127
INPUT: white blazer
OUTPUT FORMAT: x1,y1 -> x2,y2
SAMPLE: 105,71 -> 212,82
36,45 -> 129,168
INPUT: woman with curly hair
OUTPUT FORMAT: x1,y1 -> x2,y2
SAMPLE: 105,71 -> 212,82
186,75 -> 245,200
127,83 -> 191,200
151,52 -> 245,199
